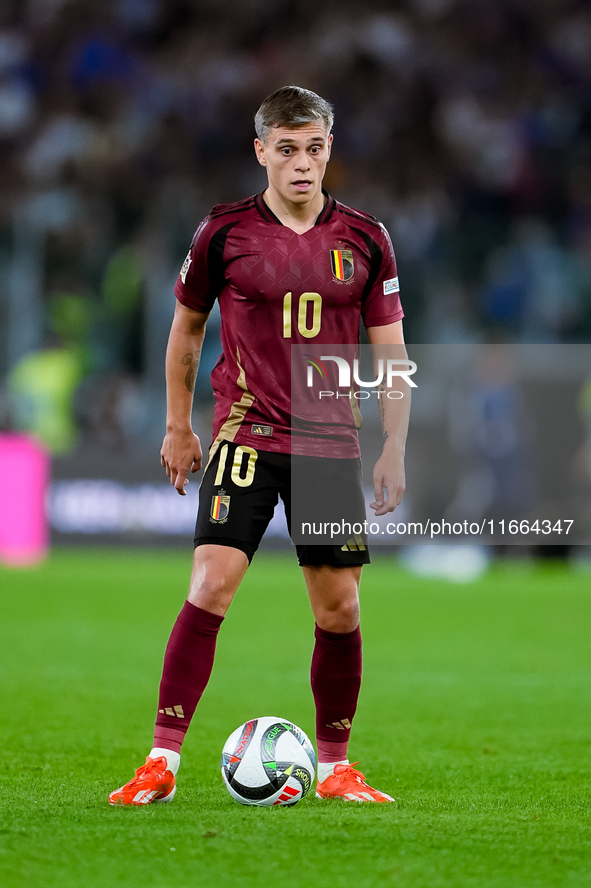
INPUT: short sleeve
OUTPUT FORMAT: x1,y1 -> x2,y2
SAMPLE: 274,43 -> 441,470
361,224 -> 404,328
174,216 -> 220,313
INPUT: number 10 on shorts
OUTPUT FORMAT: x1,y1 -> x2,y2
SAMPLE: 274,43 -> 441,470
214,444 -> 258,488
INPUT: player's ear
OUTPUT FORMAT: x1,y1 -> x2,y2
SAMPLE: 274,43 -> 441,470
327,133 -> 333,161
254,138 -> 267,167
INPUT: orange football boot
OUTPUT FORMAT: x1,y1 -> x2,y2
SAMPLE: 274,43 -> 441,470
316,763 -> 395,802
109,756 -> 176,806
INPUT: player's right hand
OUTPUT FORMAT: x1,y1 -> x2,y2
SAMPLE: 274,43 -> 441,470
160,429 -> 202,495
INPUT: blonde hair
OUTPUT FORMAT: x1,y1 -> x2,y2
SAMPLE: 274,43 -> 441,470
255,86 -> 334,143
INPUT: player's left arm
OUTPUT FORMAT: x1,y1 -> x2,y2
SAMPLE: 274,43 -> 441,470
366,320 -> 410,516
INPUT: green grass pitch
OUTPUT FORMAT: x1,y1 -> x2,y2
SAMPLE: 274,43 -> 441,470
1,549 -> 590,888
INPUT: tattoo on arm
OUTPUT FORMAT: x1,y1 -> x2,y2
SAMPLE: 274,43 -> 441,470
181,352 -> 199,393
377,384 -> 389,439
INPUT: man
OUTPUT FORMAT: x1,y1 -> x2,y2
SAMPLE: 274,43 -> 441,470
109,86 -> 408,806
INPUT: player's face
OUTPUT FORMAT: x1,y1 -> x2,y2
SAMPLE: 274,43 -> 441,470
254,122 -> 332,207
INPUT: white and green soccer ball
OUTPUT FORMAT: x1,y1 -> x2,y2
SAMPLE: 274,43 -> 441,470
221,716 -> 316,806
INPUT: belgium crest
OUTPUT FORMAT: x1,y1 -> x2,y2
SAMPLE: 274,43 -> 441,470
330,248 -> 354,282
210,490 -> 230,523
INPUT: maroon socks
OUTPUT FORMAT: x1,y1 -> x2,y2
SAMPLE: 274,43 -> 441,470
153,601 -> 224,753
311,623 -> 362,763
153,604 -> 361,764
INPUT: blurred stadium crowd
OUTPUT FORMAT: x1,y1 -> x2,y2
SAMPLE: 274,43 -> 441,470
0,0 -> 590,454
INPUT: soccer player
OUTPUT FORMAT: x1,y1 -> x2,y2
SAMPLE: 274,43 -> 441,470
109,86 -> 408,806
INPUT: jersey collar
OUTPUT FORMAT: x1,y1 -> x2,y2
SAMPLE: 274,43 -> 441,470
255,190 -> 336,226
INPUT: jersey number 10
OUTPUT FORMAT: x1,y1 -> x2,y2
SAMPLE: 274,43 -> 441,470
283,292 -> 322,338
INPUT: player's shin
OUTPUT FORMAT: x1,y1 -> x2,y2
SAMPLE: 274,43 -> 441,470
310,623 -> 362,775
153,600 -> 224,753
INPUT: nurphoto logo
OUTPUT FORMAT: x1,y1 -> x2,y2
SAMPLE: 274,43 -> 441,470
303,354 -> 417,399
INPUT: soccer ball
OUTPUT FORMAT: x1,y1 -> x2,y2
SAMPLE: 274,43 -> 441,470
221,716 -> 316,806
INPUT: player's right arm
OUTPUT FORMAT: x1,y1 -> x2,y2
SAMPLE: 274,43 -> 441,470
160,302 -> 210,496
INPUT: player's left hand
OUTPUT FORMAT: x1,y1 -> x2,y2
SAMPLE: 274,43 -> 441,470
370,450 -> 405,516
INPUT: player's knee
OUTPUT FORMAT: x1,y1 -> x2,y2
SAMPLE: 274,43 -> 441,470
187,578 -> 234,616
316,597 -> 360,633
187,546 -> 248,615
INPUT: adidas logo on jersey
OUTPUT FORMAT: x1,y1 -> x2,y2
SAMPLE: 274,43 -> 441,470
251,423 -> 273,437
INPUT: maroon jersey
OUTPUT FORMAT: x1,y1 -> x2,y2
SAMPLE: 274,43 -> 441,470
174,192 -> 403,456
